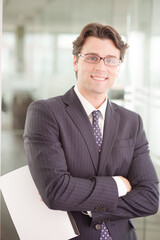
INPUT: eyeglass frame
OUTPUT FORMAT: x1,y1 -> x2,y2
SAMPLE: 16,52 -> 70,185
78,53 -> 121,67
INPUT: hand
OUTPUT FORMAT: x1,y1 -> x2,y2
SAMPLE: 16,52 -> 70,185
119,176 -> 132,193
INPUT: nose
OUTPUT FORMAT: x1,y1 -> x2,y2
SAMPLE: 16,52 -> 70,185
94,58 -> 107,71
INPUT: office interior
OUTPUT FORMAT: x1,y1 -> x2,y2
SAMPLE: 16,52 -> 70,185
1,0 -> 160,239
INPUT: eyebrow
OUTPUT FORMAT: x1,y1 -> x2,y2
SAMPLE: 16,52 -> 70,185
84,52 -> 119,59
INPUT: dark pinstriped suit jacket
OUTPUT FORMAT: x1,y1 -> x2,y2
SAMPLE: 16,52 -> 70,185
24,87 -> 159,240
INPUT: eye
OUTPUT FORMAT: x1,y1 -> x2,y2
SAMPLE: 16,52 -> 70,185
85,55 -> 99,63
105,57 -> 119,66
106,58 -> 114,63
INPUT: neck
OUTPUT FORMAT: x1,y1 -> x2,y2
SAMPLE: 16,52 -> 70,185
79,90 -> 107,109
87,96 -> 106,109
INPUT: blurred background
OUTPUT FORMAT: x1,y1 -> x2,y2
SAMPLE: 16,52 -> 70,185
1,0 -> 160,239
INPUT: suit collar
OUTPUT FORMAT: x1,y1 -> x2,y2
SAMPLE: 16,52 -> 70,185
61,87 -> 99,172
61,87 -> 119,174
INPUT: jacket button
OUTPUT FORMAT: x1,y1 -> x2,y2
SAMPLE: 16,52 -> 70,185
95,224 -> 101,230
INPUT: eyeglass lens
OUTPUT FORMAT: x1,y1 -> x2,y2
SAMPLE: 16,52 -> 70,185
82,54 -> 120,66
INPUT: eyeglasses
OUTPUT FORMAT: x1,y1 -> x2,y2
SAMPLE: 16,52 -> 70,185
78,53 -> 121,67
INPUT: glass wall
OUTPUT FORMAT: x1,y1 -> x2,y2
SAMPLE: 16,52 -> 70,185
1,0 -> 160,239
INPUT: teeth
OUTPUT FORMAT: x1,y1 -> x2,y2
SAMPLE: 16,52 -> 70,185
92,76 -> 107,81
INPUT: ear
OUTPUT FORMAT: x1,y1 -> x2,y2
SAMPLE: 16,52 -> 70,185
73,56 -> 78,72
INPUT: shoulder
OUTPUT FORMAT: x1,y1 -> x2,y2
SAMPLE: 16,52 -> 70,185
110,101 -> 139,119
110,101 -> 146,138
110,101 -> 142,129
27,95 -> 64,115
28,87 -> 75,113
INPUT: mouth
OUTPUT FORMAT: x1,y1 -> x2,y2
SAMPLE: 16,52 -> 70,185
91,75 -> 108,81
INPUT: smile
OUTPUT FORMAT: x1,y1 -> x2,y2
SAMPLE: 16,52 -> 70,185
91,75 -> 108,81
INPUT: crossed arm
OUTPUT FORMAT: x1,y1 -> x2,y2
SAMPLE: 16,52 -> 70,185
24,101 -> 159,224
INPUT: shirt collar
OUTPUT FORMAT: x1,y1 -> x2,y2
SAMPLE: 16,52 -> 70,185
74,84 -> 107,119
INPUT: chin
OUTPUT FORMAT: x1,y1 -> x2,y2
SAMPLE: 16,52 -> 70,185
92,89 -> 107,95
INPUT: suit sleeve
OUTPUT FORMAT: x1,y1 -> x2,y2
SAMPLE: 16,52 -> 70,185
91,114 -> 159,225
24,100 -> 119,213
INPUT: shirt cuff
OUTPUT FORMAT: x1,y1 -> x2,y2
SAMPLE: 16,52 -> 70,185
87,211 -> 92,217
112,176 -> 127,197
81,211 -> 92,217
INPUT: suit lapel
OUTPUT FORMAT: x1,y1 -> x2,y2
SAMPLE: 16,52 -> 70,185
97,100 -> 120,175
61,87 -> 99,172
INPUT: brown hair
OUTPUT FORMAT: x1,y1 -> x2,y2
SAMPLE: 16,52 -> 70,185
72,23 -> 129,62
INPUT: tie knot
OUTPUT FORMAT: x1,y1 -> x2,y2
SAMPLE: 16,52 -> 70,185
92,110 -> 101,124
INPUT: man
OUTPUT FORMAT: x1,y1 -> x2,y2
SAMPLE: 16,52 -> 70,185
24,23 -> 159,240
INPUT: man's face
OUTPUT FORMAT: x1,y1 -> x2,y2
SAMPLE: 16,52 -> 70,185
73,36 -> 120,101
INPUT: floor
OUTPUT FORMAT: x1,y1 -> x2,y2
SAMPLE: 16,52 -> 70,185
1,129 -> 160,240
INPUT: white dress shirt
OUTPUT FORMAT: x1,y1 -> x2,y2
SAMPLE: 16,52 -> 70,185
74,85 -> 107,136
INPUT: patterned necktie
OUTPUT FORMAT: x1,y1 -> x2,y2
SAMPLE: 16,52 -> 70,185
92,110 -> 102,152
92,110 -> 111,240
